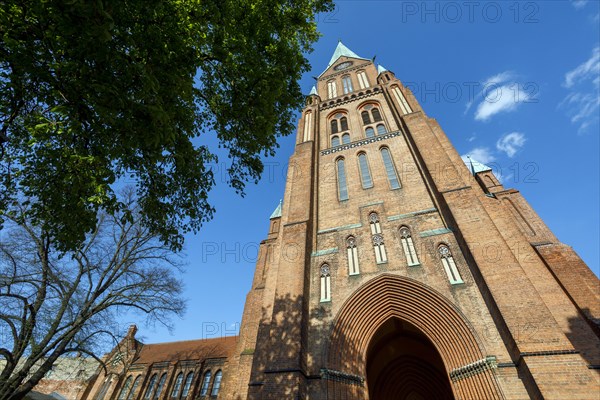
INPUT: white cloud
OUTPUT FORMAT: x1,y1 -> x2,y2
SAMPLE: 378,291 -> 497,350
560,92 -> 600,133
462,147 -> 496,164
482,71 -> 515,87
560,47 -> 600,133
474,84 -> 532,121
464,99 -> 474,114
571,0 -> 588,9
496,132 -> 527,157
469,71 -> 534,122
464,71 -> 515,115
564,46 -> 600,88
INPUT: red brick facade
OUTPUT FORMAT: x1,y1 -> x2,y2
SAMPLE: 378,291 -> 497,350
223,44 -> 600,399
80,44 -> 599,400
81,327 -> 235,400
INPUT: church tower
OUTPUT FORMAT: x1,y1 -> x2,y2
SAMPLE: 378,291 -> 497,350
223,42 -> 600,399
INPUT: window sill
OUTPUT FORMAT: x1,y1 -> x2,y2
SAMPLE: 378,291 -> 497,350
408,263 -> 421,267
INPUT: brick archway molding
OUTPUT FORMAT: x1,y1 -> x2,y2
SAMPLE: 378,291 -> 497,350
326,274 -> 504,399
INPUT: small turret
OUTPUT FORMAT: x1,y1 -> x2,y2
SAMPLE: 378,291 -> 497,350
306,85 -> 320,106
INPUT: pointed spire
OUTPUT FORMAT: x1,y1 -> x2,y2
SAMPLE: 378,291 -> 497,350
270,200 -> 283,219
318,41 -> 370,78
377,65 -> 388,74
466,155 -> 476,176
309,86 -> 317,95
327,41 -> 366,68
462,155 -> 492,175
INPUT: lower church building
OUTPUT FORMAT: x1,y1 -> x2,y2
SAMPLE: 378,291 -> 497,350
81,43 -> 599,399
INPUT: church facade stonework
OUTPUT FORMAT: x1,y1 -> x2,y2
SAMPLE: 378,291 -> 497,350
84,44 -> 599,400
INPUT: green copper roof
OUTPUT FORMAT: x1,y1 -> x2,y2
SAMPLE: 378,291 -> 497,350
270,200 -> 282,219
319,41 -> 369,77
309,86 -> 317,95
377,65 -> 388,74
327,41 -> 365,67
462,156 -> 492,174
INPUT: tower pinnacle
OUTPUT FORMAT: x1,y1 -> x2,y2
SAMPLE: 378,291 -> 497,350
326,41 -> 367,68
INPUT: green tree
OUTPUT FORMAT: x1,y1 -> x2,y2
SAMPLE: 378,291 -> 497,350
0,0 -> 333,251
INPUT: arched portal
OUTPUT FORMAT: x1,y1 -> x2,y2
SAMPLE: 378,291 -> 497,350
366,318 -> 453,399
326,274 -> 504,399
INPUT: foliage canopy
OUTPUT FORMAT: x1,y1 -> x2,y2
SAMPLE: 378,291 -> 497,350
0,0 -> 333,251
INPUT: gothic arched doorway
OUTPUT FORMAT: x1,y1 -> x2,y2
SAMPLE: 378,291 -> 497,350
326,274 -> 504,399
366,318 -> 454,400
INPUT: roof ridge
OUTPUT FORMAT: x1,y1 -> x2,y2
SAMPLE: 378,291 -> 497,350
139,335 -> 239,347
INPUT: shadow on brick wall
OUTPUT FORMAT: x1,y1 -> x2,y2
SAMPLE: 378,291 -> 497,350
242,293 -> 338,399
566,308 -> 600,369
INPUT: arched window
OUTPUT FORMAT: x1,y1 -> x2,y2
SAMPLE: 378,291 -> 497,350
331,136 -> 340,147
171,373 -> 184,398
380,147 -> 401,189
210,371 -> 222,396
357,70 -> 369,89
361,110 -> 371,125
372,234 -> 387,264
346,236 -> 359,275
369,212 -> 382,235
340,116 -> 348,131
376,124 -> 387,135
336,158 -> 349,201
368,213 -> 386,263
144,375 -> 157,399
439,244 -> 463,284
303,111 -> 313,142
320,264 -> 331,302
127,377 -> 141,400
372,107 -> 382,122
358,153 -> 373,189
342,75 -> 353,94
181,373 -> 194,398
117,376 -> 133,400
94,377 -> 112,400
400,226 -> 419,266
392,85 -> 413,114
341,133 -> 350,144
330,113 -> 349,138
330,119 -> 339,134
361,104 -> 384,129
327,80 -> 337,99
365,127 -> 374,138
154,374 -> 167,399
199,371 -> 211,396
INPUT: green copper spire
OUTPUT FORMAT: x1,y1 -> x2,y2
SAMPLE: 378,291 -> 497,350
270,200 -> 283,219
462,156 -> 492,175
327,41 -> 364,68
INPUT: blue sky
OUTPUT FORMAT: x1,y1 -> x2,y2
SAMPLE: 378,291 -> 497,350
135,0 -> 600,344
